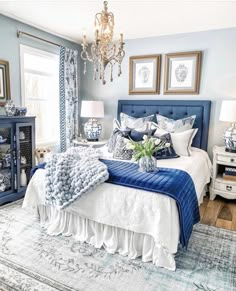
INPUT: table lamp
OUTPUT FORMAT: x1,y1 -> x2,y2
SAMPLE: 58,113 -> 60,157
81,100 -> 104,141
219,100 -> 236,152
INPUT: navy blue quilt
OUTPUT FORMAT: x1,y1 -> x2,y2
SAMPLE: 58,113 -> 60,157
100,159 -> 200,248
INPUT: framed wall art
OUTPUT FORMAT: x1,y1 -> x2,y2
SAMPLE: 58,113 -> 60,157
164,51 -> 202,94
129,55 -> 161,94
0,60 -> 11,106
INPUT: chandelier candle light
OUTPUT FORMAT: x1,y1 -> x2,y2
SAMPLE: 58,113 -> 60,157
81,1 -> 125,85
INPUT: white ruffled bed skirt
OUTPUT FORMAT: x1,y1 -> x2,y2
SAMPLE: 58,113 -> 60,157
37,205 -> 176,271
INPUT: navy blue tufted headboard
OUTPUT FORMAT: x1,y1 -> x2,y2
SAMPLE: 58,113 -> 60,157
117,100 -> 211,151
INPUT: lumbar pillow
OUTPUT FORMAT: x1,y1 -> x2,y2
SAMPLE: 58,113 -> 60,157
120,112 -> 154,131
130,128 -> 156,142
153,133 -> 179,160
113,135 -> 133,160
156,114 -> 196,133
170,128 -> 198,156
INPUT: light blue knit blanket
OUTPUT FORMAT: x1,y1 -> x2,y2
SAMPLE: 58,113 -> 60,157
45,147 -> 109,209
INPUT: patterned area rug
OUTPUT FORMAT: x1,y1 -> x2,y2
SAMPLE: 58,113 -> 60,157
0,201 -> 235,291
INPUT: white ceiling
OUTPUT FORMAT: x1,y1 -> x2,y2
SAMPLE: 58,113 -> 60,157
0,0 -> 236,43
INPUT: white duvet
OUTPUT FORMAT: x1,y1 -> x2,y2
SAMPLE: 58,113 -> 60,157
23,147 -> 212,270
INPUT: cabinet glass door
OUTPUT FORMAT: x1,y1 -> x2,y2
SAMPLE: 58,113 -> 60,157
16,123 -> 34,192
0,124 -> 14,195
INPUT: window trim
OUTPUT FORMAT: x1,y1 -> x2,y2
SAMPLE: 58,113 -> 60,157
20,44 -> 59,106
20,45 -> 60,147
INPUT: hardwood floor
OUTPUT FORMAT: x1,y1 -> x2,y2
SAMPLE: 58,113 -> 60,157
200,194 -> 236,231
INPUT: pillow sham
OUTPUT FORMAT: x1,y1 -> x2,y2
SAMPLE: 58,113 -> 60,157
153,133 -> 179,160
113,135 -> 133,160
170,128 -> 198,156
156,114 -> 196,133
120,112 -> 154,131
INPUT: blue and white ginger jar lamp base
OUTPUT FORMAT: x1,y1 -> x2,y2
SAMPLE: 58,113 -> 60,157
84,118 -> 102,141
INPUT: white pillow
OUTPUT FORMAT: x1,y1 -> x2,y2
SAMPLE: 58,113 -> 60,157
154,127 -> 169,136
170,129 -> 198,156
120,112 -> 154,131
156,114 -> 196,133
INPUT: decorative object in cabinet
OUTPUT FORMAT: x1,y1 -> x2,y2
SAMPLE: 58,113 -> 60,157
20,169 -> 27,187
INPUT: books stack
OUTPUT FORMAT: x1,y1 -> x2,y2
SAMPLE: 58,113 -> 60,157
223,167 -> 236,181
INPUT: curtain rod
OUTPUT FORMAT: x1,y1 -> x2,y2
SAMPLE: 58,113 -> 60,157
17,30 -> 61,47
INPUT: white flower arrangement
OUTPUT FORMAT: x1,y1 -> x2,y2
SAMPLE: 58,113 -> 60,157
126,135 -> 169,161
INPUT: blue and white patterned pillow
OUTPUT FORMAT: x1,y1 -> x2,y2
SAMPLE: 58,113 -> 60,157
107,128 -> 131,153
156,114 -> 196,133
113,135 -> 133,160
120,113 -> 154,131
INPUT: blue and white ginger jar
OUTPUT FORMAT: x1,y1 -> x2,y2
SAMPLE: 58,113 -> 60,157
4,100 -> 16,116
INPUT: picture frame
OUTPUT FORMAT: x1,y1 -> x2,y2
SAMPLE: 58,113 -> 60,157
0,60 -> 11,106
129,55 -> 161,94
164,51 -> 202,94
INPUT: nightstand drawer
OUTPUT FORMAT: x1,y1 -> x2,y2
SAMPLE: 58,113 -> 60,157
215,180 -> 236,193
217,154 -> 236,164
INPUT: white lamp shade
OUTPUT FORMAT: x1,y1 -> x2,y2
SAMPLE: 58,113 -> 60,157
81,101 -> 104,118
219,100 -> 236,123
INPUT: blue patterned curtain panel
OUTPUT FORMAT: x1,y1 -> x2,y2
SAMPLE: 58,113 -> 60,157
59,47 -> 79,152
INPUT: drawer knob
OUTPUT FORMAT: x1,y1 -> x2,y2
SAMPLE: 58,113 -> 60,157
230,158 -> 235,162
226,185 -> 232,191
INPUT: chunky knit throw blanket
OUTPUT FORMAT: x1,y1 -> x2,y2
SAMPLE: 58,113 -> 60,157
45,147 -> 109,209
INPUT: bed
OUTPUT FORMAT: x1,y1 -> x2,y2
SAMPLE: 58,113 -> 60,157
23,100 -> 212,271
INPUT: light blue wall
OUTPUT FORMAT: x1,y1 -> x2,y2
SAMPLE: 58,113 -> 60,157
80,28 -> 236,154
0,14 -> 80,114
1,13 -> 236,155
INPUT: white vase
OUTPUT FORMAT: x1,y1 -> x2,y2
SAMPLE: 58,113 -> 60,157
20,169 -> 27,187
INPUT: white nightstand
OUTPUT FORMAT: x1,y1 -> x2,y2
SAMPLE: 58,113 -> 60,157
73,139 -> 108,148
210,146 -> 236,200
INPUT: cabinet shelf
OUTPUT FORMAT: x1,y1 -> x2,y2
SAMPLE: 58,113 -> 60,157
18,186 -> 27,193
0,189 -> 14,196
0,166 -> 11,170
20,140 -> 31,144
216,175 -> 236,184
20,163 -> 32,169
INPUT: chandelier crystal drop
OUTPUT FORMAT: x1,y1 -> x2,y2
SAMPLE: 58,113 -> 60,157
81,1 -> 125,85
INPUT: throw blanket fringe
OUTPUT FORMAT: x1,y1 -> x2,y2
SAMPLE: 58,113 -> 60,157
45,147 -> 109,209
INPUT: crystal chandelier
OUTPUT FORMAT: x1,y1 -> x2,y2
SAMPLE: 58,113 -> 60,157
81,1 -> 125,85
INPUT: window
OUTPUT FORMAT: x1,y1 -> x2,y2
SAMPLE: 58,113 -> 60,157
20,45 -> 60,146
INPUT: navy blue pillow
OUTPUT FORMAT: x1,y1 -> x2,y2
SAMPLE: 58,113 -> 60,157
130,129 -> 155,142
153,133 -> 179,160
